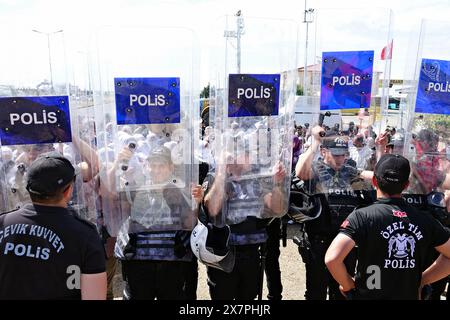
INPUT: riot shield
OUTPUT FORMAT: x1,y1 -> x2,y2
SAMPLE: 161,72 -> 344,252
291,8 -> 392,227
401,20 -> 450,201
91,26 -> 199,234
208,14 -> 298,226
0,27 -> 97,219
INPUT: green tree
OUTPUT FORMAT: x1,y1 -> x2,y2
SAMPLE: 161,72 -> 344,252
296,84 -> 304,96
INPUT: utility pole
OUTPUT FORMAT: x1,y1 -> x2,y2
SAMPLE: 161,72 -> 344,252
235,10 -> 244,74
224,10 -> 245,73
32,29 -> 63,92
303,2 -> 314,95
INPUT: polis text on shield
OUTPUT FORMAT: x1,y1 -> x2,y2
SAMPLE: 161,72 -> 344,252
130,94 -> 166,107
9,110 -> 58,126
237,86 -> 271,99
332,73 -> 361,86
427,81 -> 450,93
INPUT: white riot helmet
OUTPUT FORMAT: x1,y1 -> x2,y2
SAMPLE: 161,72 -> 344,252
190,220 -> 235,273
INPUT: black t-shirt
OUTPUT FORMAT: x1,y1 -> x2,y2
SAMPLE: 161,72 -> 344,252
0,203 -> 106,300
340,197 -> 450,300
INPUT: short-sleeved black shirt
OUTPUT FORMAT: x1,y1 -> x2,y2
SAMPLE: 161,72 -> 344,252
0,203 -> 106,300
340,197 -> 450,300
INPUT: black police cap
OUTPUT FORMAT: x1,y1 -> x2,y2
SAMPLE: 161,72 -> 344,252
375,154 -> 410,185
26,151 -> 77,197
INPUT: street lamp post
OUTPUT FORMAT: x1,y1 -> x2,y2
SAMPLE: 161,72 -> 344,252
235,10 -> 244,74
32,29 -> 63,92
224,10 -> 245,73
303,1 -> 314,96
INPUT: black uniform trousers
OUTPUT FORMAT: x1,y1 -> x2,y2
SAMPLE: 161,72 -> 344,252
207,244 -> 262,300
121,260 -> 189,300
184,257 -> 199,300
265,218 -> 283,300
304,234 -> 357,300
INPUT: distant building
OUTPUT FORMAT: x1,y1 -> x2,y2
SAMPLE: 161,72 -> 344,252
296,64 -> 322,95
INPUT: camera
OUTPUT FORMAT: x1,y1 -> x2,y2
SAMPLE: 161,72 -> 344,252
318,112 -> 331,127
121,139 -> 137,171
385,126 -> 396,136
17,163 -> 26,174
128,142 -> 137,150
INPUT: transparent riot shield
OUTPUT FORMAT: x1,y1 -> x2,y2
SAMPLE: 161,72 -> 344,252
91,26 -> 199,234
291,8 -> 392,227
0,27 -> 96,219
208,15 -> 298,226
400,20 -> 450,204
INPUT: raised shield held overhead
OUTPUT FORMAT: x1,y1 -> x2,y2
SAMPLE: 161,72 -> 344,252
208,15 -> 298,226
292,8 -> 393,229
0,28 -> 97,221
400,20 -> 450,201
90,26 -> 200,234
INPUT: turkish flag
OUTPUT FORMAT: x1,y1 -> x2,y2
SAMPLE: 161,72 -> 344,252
381,40 -> 393,60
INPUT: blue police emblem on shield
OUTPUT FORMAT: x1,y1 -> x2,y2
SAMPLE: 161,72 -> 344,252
228,74 -> 280,117
320,50 -> 374,110
115,77 -> 181,125
415,58 -> 450,115
0,96 -> 71,146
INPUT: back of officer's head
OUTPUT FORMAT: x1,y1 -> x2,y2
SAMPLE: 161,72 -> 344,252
26,151 -> 77,205
374,154 -> 410,195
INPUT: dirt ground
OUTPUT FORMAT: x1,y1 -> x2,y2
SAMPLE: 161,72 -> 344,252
112,224 -> 307,300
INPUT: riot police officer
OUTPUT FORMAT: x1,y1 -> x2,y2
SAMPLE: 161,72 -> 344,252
113,146 -> 203,300
381,127 -> 450,299
202,148 -> 287,300
325,154 -> 450,299
0,152 -> 106,299
295,125 -> 374,300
